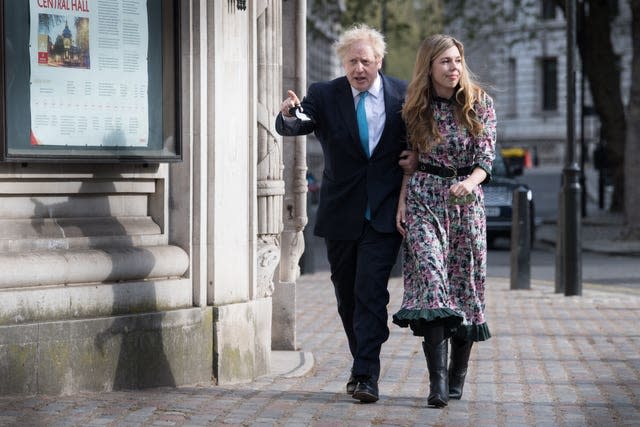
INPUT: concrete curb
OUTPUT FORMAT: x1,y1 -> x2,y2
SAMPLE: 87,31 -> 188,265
270,351 -> 315,378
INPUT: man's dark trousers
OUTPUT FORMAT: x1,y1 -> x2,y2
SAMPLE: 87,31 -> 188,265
326,222 -> 402,382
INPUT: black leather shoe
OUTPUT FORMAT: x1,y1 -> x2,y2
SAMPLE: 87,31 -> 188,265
346,374 -> 358,395
352,377 -> 379,403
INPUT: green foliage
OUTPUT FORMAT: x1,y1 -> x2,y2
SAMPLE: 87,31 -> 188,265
443,0 -> 540,47
339,0 -> 444,80
306,0 -> 344,41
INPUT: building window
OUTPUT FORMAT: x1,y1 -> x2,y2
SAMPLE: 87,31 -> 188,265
506,58 -> 517,117
541,57 -> 558,111
541,0 -> 557,20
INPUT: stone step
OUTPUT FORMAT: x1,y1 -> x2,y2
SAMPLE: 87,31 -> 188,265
0,245 -> 188,289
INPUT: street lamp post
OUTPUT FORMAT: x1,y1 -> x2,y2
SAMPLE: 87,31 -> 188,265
381,0 -> 387,73
578,0 -> 587,218
559,0 -> 583,296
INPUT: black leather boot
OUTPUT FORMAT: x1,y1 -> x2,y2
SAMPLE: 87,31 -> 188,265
448,336 -> 473,399
422,331 -> 449,408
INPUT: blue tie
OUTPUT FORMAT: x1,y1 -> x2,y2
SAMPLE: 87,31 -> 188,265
356,91 -> 371,220
357,91 -> 369,157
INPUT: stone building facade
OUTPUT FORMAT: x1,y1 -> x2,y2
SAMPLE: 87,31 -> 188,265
0,0 -> 306,394
447,0 -> 632,165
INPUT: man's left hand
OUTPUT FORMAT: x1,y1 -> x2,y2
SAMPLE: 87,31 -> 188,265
399,150 -> 418,175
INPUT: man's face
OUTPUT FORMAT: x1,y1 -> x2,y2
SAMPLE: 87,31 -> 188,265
342,40 -> 382,92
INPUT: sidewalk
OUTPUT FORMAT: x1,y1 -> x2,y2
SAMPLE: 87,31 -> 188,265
1,272 -> 639,426
537,210 -> 640,256
533,164 -> 640,256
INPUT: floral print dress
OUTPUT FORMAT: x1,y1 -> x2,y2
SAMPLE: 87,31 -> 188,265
392,93 -> 496,341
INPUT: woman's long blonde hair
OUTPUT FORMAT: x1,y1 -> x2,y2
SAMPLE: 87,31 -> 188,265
403,34 -> 486,153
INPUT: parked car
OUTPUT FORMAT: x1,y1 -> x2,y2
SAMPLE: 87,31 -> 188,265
483,149 -> 536,248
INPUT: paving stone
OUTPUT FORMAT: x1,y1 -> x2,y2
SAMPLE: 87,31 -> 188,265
0,274 -> 639,426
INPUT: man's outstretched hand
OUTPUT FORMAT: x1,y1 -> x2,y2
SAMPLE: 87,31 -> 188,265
280,90 -> 301,117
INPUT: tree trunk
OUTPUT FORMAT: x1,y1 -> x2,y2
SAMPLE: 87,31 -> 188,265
579,0 -> 627,211
555,0 -> 627,211
625,0 -> 640,232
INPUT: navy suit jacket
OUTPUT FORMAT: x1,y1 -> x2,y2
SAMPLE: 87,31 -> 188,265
276,74 -> 407,240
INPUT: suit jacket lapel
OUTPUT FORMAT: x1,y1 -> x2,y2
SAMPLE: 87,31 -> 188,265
371,73 -> 403,158
335,78 -> 362,156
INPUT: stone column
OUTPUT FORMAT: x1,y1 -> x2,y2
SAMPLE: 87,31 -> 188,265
272,0 -> 307,350
256,0 -> 284,300
209,0 -> 273,384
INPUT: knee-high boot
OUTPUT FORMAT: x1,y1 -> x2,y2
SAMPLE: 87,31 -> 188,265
422,328 -> 448,408
448,336 -> 473,399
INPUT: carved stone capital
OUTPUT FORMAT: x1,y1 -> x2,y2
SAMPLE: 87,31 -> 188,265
279,230 -> 304,283
256,235 -> 280,298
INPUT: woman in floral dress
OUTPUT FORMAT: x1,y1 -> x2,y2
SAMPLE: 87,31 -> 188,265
392,34 -> 496,408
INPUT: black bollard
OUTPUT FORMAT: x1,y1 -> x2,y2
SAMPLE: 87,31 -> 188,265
562,165 -> 582,296
555,190 -> 564,293
510,186 -> 531,290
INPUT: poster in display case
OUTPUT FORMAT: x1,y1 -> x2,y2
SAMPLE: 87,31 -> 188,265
0,0 -> 181,162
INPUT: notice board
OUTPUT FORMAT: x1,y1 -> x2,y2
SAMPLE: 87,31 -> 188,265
1,0 -> 180,162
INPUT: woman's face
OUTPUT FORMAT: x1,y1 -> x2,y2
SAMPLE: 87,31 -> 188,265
430,45 -> 462,98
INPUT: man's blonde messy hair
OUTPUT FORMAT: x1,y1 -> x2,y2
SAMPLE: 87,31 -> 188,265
334,23 -> 386,62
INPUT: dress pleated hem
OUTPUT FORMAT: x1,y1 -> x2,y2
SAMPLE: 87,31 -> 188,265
453,322 -> 492,342
392,308 -> 463,336
392,308 -> 491,341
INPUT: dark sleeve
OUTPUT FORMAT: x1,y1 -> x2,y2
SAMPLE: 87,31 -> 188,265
275,113 -> 315,136
274,84 -> 320,137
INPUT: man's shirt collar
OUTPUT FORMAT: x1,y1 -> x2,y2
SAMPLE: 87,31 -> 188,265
350,74 -> 382,99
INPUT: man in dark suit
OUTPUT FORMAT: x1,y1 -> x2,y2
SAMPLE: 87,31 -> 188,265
276,24 -> 415,403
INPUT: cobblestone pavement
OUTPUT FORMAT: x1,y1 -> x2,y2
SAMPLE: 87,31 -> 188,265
1,272 -> 639,426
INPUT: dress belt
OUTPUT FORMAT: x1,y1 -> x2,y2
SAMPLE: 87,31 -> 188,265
417,163 -> 475,178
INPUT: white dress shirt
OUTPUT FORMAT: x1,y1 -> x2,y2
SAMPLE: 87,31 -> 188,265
351,75 -> 386,156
